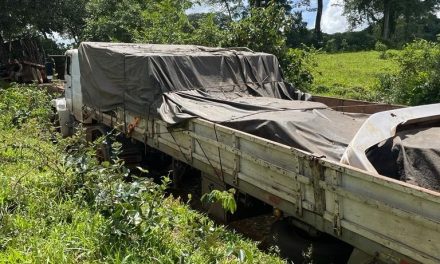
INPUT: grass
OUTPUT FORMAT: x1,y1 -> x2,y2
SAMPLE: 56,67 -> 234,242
310,51 -> 399,100
0,85 -> 285,263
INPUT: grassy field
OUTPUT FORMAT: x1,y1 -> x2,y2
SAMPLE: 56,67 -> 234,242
310,51 -> 399,100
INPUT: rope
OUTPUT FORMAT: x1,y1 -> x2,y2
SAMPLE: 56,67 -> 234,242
194,138 -> 222,179
168,128 -> 191,164
213,124 -> 225,182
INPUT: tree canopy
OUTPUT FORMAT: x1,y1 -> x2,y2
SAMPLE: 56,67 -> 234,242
343,0 -> 440,40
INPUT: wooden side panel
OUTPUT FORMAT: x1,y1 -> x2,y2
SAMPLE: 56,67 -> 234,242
312,95 -> 403,114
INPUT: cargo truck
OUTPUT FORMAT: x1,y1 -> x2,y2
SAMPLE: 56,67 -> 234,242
54,42 -> 440,264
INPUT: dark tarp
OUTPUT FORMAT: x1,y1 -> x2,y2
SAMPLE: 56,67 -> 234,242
78,42 -> 308,114
79,42 -> 366,162
160,90 -> 368,161
367,126 -> 440,191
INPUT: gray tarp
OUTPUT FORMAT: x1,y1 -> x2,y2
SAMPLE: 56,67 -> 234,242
160,90 -> 368,161
79,42 -> 365,161
79,42 -> 307,114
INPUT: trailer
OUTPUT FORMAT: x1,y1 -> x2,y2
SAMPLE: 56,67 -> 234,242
55,42 -> 440,264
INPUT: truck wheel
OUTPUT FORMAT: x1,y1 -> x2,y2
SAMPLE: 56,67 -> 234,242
269,219 -> 353,263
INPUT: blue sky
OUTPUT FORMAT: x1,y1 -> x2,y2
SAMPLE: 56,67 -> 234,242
189,0 -> 355,34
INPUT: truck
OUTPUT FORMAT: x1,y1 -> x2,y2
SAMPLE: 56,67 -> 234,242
54,42 -> 440,264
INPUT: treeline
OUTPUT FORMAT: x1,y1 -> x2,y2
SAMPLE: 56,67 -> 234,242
2,0 -> 440,103
0,0 -> 317,90
3,0 -> 440,50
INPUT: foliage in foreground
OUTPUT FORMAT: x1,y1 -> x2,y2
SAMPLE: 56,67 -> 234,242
0,85 -> 284,263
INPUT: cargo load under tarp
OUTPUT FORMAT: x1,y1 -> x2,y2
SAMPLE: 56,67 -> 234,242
160,90 -> 368,161
78,42 -> 307,113
367,126 -> 440,191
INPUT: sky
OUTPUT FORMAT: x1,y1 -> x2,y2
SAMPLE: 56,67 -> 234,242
188,0 -> 356,34
304,0 -> 353,33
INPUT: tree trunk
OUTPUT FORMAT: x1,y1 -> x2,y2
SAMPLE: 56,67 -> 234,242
223,0 -> 233,21
0,33 -> 5,64
315,0 -> 323,42
382,0 -> 391,39
251,0 -> 262,7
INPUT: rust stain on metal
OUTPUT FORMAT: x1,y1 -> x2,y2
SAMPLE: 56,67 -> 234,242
268,194 -> 282,205
127,116 -> 141,135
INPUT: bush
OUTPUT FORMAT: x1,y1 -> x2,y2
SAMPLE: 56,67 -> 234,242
321,31 -> 377,52
375,41 -> 388,59
375,39 -> 440,105
324,38 -> 338,53
282,47 -> 317,91
341,39 -> 349,51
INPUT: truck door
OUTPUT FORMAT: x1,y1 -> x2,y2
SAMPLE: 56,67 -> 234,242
64,53 -> 73,113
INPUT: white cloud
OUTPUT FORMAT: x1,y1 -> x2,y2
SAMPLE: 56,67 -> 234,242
321,0 -> 369,34
186,4 -> 217,14
50,32 -> 74,46
321,0 -> 349,34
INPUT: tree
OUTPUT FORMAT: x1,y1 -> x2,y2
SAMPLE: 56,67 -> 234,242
343,0 -> 440,40
227,3 -> 315,89
249,0 -> 293,13
202,0 -> 245,20
59,0 -> 89,44
83,0 -> 193,44
315,0 -> 323,41
187,13 -> 229,46
293,0 -> 323,43
0,0 -> 87,44
285,11 -> 310,47
227,3 -> 287,58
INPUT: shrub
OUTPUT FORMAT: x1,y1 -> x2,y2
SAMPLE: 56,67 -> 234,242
375,41 -> 388,59
375,39 -> 440,105
281,47 -> 317,91
324,38 -> 337,53
341,39 -> 349,51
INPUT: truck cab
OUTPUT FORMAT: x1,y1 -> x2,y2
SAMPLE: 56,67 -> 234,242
64,49 -> 90,124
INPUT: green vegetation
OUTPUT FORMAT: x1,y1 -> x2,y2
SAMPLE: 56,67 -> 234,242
310,50 -> 399,100
0,85 -> 284,263
376,39 -> 440,105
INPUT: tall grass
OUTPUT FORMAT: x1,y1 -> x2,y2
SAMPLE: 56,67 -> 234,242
0,85 -> 284,263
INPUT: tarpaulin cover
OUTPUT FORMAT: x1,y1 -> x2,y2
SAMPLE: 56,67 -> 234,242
367,126 -> 440,191
160,90 -> 368,161
78,42 -> 307,114
79,42 -> 366,161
